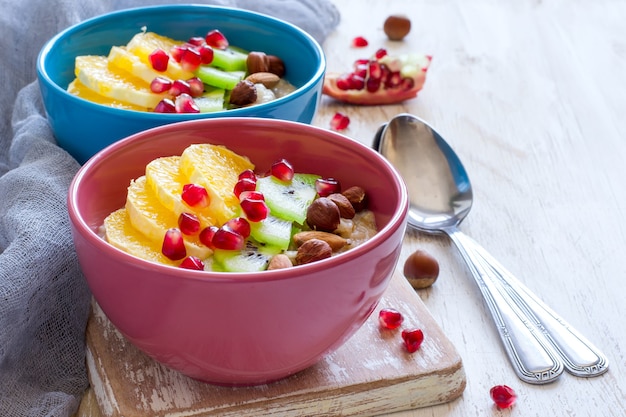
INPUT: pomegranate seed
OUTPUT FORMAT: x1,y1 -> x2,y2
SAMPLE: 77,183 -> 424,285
348,74 -> 365,90
224,217 -> 251,239
330,112 -> 350,131
205,29 -> 229,49
175,93 -> 200,113
181,184 -> 210,208
178,212 -> 201,235
153,98 -> 176,113
170,45 -> 187,62
401,328 -> 424,353
239,190 -> 264,202
336,74 -> 352,90
375,48 -> 388,60
150,76 -> 172,93
366,77 -> 381,93
180,47 -> 202,72
198,44 -> 214,65
199,225 -> 219,248
212,227 -> 245,250
240,196 -> 269,222
149,48 -> 169,72
187,77 -> 204,97
187,36 -> 205,47
400,77 -> 415,91
368,61 -> 383,80
385,71 -> 403,89
170,79 -> 191,97
179,256 -> 205,270
315,178 -> 341,197
162,228 -> 187,260
351,36 -> 368,47
378,308 -> 404,330
233,178 -> 257,198
270,159 -> 294,182
490,385 -> 517,409
238,169 -> 257,182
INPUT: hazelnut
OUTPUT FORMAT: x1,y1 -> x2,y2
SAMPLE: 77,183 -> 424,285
246,51 -> 269,74
293,231 -> 348,251
383,15 -> 411,41
245,72 -> 281,89
403,249 -> 439,289
342,186 -> 368,212
295,239 -> 332,265
267,254 -> 293,270
327,193 -> 356,219
267,55 -> 286,77
229,80 -> 257,106
306,197 -> 341,232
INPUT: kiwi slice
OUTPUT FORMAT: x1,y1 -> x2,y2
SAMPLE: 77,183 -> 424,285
195,66 -> 244,90
250,214 -> 293,250
256,173 -> 321,225
211,48 -> 248,72
213,239 -> 282,272
194,87 -> 225,112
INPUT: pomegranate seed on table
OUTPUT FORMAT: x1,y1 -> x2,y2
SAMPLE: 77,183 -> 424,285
401,328 -> 424,353
233,178 -> 257,198
351,36 -> 369,47
378,308 -> 404,330
205,29 -> 229,49
315,178 -> 341,197
490,385 -> 517,408
375,48 -> 388,60
175,93 -> 200,113
150,76 -> 172,94
330,112 -> 350,131
223,217 -> 251,239
199,225 -> 219,248
162,228 -> 187,260
212,227 -> 245,250
240,196 -> 269,222
182,184 -> 210,208
149,48 -> 169,72
178,212 -> 201,235
154,98 -> 176,113
179,256 -> 205,270
270,158 -> 295,182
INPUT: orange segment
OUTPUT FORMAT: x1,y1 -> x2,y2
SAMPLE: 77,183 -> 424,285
179,144 -> 255,225
67,79 -> 148,111
125,31 -> 194,81
107,45 -> 168,85
125,175 -> 211,259
145,156 -> 216,228
104,208 -> 178,266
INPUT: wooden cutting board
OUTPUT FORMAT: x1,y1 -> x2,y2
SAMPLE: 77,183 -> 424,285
80,271 -> 466,417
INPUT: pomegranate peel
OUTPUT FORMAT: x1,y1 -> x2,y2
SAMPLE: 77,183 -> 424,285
323,52 -> 431,105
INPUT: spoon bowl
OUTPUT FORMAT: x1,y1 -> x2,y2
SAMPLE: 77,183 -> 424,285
377,113 -> 608,384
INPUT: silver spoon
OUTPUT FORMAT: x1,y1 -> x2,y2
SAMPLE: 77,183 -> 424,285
376,113 -> 609,384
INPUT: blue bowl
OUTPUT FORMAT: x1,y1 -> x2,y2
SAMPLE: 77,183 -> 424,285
37,5 -> 326,164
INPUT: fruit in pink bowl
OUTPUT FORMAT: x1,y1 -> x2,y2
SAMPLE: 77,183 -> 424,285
67,117 -> 409,385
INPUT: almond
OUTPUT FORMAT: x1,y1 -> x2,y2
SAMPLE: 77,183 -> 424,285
246,51 -> 269,74
245,72 -> 280,89
293,231 -> 348,251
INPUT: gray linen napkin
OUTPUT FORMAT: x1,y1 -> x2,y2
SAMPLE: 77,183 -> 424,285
0,1 -> 339,416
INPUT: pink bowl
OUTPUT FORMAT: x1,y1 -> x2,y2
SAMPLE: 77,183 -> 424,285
67,118 -> 408,385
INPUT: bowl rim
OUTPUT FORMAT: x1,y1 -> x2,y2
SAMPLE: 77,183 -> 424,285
68,117 -> 409,284
36,4 -> 326,119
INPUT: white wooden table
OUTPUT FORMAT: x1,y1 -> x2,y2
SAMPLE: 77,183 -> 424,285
315,0 -> 625,415
77,0 -> 626,415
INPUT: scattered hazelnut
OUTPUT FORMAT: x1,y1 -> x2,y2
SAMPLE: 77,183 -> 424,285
267,55 -> 286,77
403,249 -> 439,289
293,231 -> 348,251
245,72 -> 281,89
246,51 -> 270,74
267,254 -> 293,270
384,15 -> 411,41
327,193 -> 356,219
229,80 -> 257,106
306,197 -> 341,232
342,186 -> 368,212
295,239 -> 333,265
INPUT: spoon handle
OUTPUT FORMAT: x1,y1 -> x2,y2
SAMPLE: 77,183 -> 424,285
458,233 -> 610,378
446,227 -> 564,384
